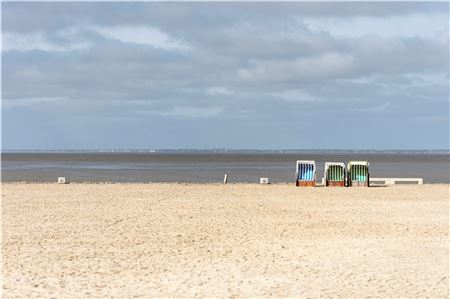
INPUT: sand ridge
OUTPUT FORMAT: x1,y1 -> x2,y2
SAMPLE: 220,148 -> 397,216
2,183 -> 449,298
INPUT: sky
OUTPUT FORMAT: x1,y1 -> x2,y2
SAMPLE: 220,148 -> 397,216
2,2 -> 449,150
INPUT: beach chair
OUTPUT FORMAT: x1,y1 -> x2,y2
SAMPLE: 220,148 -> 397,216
347,161 -> 370,187
295,160 -> 316,187
324,162 -> 346,187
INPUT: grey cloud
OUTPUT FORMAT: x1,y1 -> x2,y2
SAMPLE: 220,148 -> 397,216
3,2 -> 447,33
2,2 -> 449,149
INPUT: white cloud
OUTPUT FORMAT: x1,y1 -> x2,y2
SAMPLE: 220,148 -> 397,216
136,106 -> 224,118
3,97 -> 68,108
93,26 -> 191,50
304,13 -> 448,38
161,106 -> 223,118
3,26 -> 191,52
2,32 -> 90,52
274,89 -> 319,103
206,87 -> 234,96
350,102 -> 391,113
238,53 -> 355,81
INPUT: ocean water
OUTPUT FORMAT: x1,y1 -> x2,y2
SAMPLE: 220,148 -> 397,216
1,152 -> 449,183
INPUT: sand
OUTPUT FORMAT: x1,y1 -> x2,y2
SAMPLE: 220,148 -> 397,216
2,183 -> 449,298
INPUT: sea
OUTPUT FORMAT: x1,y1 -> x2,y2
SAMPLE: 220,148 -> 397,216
1,150 -> 449,183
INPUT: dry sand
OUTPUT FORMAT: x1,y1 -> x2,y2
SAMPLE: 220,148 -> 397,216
2,183 -> 449,298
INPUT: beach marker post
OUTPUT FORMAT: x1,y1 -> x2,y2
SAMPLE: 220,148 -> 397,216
295,160 -> 316,187
223,174 -> 228,184
324,162 -> 346,187
347,161 -> 370,187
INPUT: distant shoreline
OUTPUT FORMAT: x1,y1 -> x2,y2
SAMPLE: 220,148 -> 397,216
2,149 -> 450,154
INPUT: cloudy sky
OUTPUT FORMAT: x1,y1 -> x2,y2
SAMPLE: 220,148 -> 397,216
2,2 -> 449,150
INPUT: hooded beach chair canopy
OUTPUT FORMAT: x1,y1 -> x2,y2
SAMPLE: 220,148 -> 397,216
296,160 -> 316,181
324,162 -> 346,182
347,161 -> 370,182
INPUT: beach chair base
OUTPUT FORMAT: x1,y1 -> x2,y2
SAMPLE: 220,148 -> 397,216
326,181 -> 345,187
296,180 -> 316,187
349,180 -> 369,187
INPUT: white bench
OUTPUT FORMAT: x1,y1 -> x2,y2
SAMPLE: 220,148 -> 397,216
370,178 -> 423,185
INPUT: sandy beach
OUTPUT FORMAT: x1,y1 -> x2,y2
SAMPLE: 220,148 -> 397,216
2,183 -> 449,298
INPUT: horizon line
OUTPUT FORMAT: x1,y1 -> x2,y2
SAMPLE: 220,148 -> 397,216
2,148 -> 450,153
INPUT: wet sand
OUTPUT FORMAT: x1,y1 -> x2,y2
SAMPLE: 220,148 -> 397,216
2,183 -> 449,298
3,152 -> 449,183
